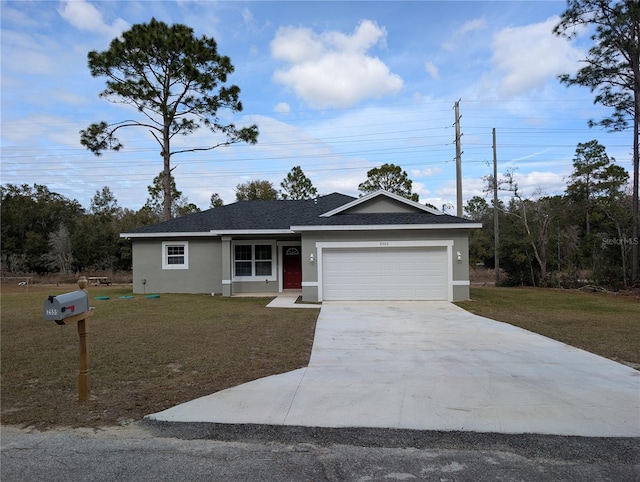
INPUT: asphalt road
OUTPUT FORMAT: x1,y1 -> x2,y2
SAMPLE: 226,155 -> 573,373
2,421 -> 638,481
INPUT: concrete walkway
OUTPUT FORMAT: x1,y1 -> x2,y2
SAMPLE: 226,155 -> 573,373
265,291 -> 320,309
147,301 -> 640,437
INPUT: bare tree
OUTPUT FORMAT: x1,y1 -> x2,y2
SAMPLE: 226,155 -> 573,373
491,170 -> 552,286
46,225 -> 74,274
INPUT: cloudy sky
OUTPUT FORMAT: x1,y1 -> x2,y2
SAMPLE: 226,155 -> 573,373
1,1 -> 633,213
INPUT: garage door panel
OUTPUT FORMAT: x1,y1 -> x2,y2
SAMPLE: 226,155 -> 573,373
322,247 -> 448,301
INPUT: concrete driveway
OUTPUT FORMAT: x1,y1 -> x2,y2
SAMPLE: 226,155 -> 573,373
147,301 -> 640,437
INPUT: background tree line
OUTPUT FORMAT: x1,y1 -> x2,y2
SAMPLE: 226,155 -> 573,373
0,163 -> 419,275
466,140 -> 635,289
0,172 -> 213,275
1,149 -> 635,288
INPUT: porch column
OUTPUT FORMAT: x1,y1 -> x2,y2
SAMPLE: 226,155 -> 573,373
221,236 -> 232,297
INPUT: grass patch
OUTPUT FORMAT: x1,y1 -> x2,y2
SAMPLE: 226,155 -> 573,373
456,287 -> 640,367
1,284 -> 319,429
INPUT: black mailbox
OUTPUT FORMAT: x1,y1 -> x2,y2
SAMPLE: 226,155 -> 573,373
44,290 -> 89,322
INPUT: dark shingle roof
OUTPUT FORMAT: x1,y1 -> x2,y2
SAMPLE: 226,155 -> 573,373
123,192 -> 477,236
295,212 -> 476,227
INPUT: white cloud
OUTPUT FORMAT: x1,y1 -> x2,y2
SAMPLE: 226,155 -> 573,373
270,20 -> 403,109
441,41 -> 455,52
512,170 -> 567,198
460,170 -> 569,202
0,31 -> 59,75
412,167 -> 443,178
274,102 -> 291,114
433,176 -> 490,213
58,0 -> 129,38
456,18 -> 488,36
271,26 -> 324,63
424,62 -> 439,80
442,17 -> 487,51
241,7 -> 255,27
51,89 -> 88,107
311,172 -> 362,196
0,3 -> 43,29
487,17 -> 583,98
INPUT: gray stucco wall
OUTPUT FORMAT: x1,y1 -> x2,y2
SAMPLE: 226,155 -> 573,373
231,280 -> 280,294
451,233 -> 470,301
301,229 -> 472,302
344,197 -> 419,214
131,238 -> 222,294
129,229 -> 473,301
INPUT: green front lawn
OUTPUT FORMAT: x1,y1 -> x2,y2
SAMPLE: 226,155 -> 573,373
1,284 -> 319,429
456,287 -> 640,366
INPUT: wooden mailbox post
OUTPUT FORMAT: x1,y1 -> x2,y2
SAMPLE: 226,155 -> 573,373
44,276 -> 94,401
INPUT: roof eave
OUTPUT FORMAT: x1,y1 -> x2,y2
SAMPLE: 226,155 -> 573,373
291,223 -> 482,232
120,232 -> 218,239
210,229 -> 294,235
121,229 -> 295,238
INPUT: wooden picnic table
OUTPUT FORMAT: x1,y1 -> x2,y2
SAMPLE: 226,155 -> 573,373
87,276 -> 112,286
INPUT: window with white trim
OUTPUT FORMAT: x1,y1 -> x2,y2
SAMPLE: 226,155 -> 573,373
162,241 -> 189,269
233,243 -> 276,280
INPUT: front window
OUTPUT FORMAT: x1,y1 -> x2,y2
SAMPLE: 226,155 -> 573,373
162,242 -> 189,269
167,245 -> 185,265
234,245 -> 252,276
233,243 -> 275,279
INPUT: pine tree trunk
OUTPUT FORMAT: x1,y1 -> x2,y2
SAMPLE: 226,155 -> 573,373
162,125 -> 172,221
632,91 -> 639,284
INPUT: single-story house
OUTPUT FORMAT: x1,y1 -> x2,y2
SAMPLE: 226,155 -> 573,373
120,190 -> 481,302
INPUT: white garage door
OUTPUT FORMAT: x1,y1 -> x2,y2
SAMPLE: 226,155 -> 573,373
322,247 -> 448,301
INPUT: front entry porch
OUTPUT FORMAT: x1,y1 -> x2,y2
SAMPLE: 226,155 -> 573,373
220,237 -> 303,297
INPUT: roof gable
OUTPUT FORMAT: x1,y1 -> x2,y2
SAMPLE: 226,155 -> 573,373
320,190 -> 441,217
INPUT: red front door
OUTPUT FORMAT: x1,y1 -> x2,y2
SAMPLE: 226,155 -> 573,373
283,246 -> 302,289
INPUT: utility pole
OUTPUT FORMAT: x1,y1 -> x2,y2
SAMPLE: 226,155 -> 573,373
454,100 -> 463,217
493,128 -> 500,287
